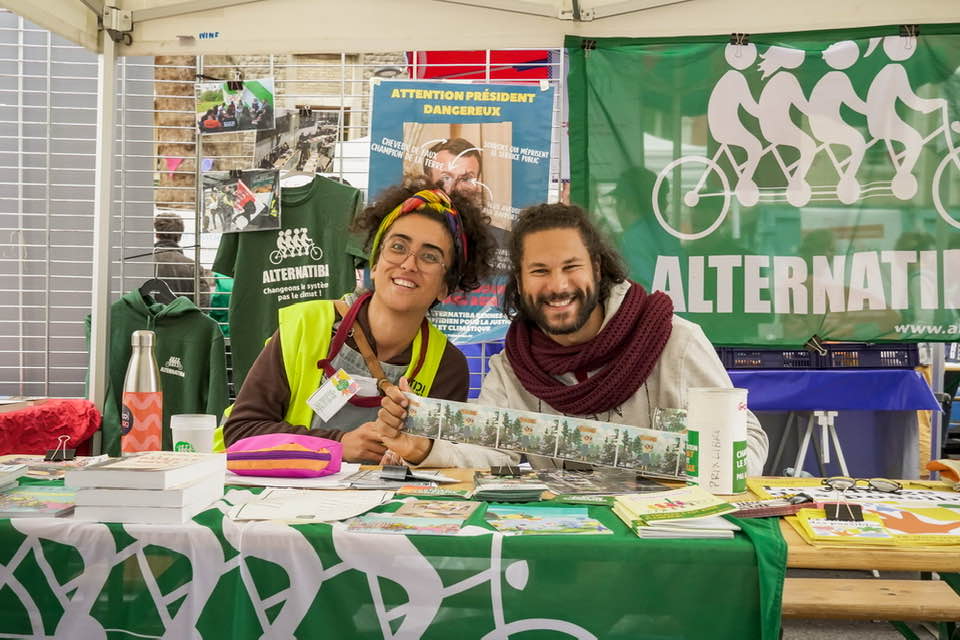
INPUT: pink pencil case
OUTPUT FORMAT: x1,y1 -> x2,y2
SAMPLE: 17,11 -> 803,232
226,433 -> 343,478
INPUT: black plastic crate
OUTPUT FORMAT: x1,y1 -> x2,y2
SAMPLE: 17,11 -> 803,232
717,347 -> 815,369
817,343 -> 919,369
947,342 -> 960,363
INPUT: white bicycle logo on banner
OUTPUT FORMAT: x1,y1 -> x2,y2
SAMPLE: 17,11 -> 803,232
3,495 -> 596,640
654,36 -> 960,241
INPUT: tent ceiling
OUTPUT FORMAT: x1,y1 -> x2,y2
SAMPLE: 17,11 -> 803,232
5,0 -> 958,56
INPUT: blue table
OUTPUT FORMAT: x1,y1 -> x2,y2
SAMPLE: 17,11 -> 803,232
728,369 -> 940,478
728,369 -> 940,411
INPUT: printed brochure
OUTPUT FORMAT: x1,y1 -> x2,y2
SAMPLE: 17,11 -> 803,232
484,505 -> 613,536
405,394 -> 686,478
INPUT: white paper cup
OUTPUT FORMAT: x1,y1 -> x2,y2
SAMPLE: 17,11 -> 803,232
686,387 -> 748,495
170,414 -> 217,453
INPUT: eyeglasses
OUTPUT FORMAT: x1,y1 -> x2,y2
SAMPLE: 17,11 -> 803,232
438,174 -> 478,192
380,241 -> 447,273
822,477 -> 902,494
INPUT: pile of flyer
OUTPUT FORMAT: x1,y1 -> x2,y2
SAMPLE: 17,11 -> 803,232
612,486 -> 740,539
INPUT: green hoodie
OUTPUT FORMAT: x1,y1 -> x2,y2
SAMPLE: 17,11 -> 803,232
86,291 -> 229,455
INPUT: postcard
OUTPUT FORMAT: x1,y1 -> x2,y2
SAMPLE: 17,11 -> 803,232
197,77 -> 275,135
404,394 -> 442,438
255,107 -> 342,174
484,505 -> 613,536
394,500 -> 479,520
498,411 -> 558,458
201,169 -> 280,233
346,514 -> 463,536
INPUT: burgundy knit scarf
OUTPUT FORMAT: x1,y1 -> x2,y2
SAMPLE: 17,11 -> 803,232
505,282 -> 674,416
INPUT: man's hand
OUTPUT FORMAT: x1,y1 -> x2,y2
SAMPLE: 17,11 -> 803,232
340,422 -> 389,463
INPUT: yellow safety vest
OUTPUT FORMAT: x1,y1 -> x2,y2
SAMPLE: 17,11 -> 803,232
213,298 -> 448,451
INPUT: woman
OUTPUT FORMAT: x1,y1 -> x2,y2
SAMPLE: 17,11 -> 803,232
221,180 -> 518,467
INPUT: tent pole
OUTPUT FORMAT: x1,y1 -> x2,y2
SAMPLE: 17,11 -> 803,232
87,32 -> 117,454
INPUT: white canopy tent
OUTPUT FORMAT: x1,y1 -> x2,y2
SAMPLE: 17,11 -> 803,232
3,0 -> 955,431
7,0 -> 958,55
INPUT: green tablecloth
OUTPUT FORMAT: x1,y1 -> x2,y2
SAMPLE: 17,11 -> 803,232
0,487 -> 786,639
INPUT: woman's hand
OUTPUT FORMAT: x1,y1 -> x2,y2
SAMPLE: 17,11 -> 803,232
376,377 -> 433,464
339,422 -> 389,463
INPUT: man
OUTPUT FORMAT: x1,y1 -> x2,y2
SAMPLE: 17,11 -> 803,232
476,203 -> 769,475
154,212 -> 213,309
423,137 -> 483,203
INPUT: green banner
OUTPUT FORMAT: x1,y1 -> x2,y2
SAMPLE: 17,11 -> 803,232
0,487 -> 785,639
568,25 -> 960,345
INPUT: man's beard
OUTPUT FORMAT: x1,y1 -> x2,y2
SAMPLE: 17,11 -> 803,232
521,286 -> 599,336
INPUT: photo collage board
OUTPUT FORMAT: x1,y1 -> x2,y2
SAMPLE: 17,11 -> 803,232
195,76 -> 289,233
404,394 -> 688,479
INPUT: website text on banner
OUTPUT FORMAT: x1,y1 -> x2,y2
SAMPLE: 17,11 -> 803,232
568,25 -> 960,345
368,80 -> 555,343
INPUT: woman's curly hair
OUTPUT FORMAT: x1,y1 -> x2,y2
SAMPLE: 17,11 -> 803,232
351,178 -> 495,295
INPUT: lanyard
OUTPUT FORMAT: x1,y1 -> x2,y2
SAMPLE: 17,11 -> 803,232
317,293 -> 430,406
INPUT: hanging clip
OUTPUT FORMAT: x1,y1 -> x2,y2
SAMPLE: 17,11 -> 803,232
226,70 -> 244,91
899,24 -> 919,50
581,39 -> 596,57
729,32 -> 750,57
803,334 -> 828,357
229,169 -> 243,179
297,104 -> 313,118
45,435 -> 76,462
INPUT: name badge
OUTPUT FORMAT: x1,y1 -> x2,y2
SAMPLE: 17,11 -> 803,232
307,369 -> 360,422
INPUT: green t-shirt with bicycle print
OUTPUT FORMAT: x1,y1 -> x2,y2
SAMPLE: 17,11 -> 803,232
213,175 -> 362,391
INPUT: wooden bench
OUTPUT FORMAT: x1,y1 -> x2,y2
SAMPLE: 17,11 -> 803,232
783,578 -> 960,621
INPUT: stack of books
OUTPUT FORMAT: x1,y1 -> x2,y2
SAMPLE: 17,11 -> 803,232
65,452 -> 226,524
612,486 -> 740,539
472,473 -> 549,502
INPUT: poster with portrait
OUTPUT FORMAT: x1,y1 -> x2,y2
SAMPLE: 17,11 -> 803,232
369,80 -> 555,343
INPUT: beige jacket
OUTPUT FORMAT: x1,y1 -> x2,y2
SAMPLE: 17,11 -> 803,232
475,281 -> 769,476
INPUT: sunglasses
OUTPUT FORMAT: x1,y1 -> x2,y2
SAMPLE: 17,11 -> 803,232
821,476 -> 902,494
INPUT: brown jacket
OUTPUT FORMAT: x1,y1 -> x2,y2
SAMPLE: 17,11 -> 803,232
222,303 -> 468,446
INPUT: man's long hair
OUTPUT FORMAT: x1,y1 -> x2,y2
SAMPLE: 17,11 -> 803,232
502,203 -> 628,321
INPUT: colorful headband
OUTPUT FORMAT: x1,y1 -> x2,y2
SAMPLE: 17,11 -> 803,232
370,189 -> 469,267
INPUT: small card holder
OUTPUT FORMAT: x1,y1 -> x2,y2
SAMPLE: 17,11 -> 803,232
824,502 -> 863,522
489,465 -> 522,477
380,465 -> 415,481
44,435 -> 75,462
